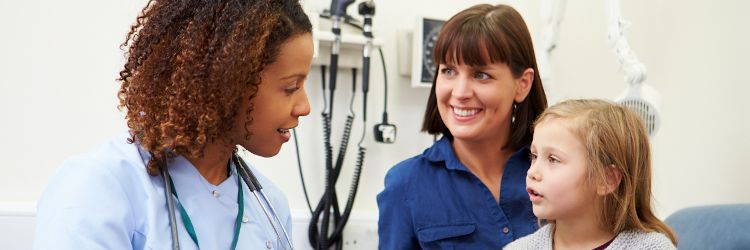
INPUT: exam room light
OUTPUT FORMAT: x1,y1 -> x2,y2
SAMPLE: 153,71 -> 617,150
607,0 -> 661,137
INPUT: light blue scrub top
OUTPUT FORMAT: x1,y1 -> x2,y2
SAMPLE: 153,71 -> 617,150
34,132 -> 292,250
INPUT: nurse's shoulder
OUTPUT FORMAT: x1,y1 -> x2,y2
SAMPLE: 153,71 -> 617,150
34,132 -> 149,249
42,132 -> 148,198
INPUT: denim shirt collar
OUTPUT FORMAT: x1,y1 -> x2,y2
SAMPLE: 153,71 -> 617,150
422,137 -> 530,172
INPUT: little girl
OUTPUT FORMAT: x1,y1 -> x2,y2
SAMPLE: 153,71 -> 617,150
504,99 -> 677,249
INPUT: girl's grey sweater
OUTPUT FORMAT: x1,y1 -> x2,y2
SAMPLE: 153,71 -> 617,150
504,224 -> 676,250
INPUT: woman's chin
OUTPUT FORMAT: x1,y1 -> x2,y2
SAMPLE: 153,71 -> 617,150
257,148 -> 281,158
242,144 -> 281,158
448,129 -> 481,141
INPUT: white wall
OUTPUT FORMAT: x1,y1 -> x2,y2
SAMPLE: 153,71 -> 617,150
0,0 -> 139,202
539,0 -> 750,216
1,0 -> 748,232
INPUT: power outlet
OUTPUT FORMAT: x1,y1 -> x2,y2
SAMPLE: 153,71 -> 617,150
292,209 -> 378,249
339,216 -> 378,249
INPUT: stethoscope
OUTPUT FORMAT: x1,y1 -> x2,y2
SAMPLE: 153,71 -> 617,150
160,149 -> 294,250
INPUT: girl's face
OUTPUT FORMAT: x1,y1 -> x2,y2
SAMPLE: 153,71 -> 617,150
435,61 -> 533,143
526,118 -> 598,220
233,33 -> 313,157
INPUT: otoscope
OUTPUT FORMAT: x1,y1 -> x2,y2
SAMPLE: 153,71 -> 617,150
326,0 -> 355,119
360,0 -> 374,111
308,1 -> 372,249
323,0 -> 375,246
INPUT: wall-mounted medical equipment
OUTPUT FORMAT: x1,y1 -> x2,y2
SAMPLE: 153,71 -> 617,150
606,0 -> 661,136
372,62 -> 396,143
411,17 -> 445,88
299,1 -> 392,249
394,16 -> 447,88
537,0 -> 567,103
358,2 -> 395,144
537,0 -> 660,136
373,118 -> 396,143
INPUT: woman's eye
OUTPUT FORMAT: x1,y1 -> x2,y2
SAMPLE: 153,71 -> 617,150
285,84 -> 300,95
440,67 -> 455,76
529,152 -> 537,162
474,72 -> 491,80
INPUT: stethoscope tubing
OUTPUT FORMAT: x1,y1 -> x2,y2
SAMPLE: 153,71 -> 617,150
162,166 -> 181,250
258,189 -> 294,250
233,152 -> 294,249
163,152 -> 294,250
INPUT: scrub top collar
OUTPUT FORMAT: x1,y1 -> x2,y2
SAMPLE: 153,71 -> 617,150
422,137 -> 530,172
135,142 -> 241,204
134,141 -> 240,177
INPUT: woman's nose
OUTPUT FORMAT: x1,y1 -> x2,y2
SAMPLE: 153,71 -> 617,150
293,89 -> 311,117
451,77 -> 473,100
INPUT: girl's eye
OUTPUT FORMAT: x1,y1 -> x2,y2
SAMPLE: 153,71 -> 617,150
529,152 -> 537,162
548,156 -> 560,164
475,72 -> 491,80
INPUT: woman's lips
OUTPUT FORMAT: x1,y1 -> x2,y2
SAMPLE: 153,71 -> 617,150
277,128 -> 291,142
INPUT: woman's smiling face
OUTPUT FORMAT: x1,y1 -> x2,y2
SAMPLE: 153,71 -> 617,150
435,60 -> 532,143
232,33 -> 313,157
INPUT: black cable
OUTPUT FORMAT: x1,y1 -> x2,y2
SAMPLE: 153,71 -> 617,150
328,69 -> 336,128
378,47 -> 389,123
303,8 -> 379,249
321,65 -> 328,114
309,111 -> 334,249
294,65 -> 330,217
316,61 -> 337,249
293,128 -> 314,215
349,68 -> 356,115
312,69 -> 357,249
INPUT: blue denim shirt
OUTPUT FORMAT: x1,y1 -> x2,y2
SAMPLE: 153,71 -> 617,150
377,137 -> 537,249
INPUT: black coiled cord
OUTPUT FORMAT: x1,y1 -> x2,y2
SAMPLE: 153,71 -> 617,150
309,67 -> 366,250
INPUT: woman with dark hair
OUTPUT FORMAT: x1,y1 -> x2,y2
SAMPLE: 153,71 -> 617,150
34,0 -> 313,249
377,4 -> 548,249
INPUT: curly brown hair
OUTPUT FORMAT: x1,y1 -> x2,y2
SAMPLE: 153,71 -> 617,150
117,0 -> 312,175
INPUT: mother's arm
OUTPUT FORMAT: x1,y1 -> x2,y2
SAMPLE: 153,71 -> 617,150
376,165 -> 419,249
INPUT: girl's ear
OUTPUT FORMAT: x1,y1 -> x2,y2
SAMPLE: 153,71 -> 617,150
597,165 -> 622,195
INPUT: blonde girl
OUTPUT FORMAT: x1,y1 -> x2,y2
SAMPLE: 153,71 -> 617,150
505,99 -> 676,250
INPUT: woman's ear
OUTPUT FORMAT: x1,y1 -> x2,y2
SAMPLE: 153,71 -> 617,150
597,165 -> 622,195
514,68 -> 534,103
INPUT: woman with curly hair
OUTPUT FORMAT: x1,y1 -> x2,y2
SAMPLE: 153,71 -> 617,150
34,0 -> 312,249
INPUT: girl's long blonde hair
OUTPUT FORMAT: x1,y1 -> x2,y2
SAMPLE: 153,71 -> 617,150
535,99 -> 676,244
